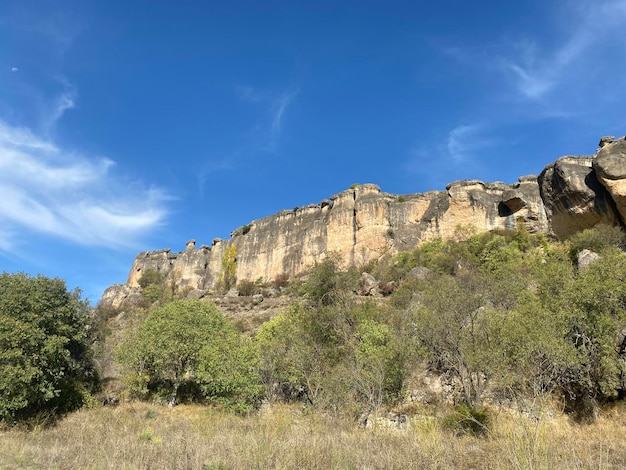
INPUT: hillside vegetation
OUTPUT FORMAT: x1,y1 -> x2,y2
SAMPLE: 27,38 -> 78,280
110,224 -> 626,423
3,224 -> 626,468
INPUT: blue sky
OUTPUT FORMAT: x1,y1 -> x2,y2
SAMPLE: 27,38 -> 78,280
2,0 -> 626,302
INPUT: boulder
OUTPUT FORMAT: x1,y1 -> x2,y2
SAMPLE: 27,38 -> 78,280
599,136 -> 615,148
593,137 -> 626,224
364,411 -> 409,430
380,281 -> 397,296
577,249 -> 600,270
100,284 -> 142,310
407,266 -> 431,281
266,288 -> 279,298
538,156 -> 617,238
226,288 -> 239,298
252,293 -> 264,305
357,272 -> 380,296
186,288 -> 206,299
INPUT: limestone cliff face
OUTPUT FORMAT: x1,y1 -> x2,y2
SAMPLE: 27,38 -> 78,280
114,136 -> 626,298
125,178 -> 547,292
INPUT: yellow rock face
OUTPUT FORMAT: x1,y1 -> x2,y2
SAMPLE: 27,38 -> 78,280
106,136 -> 626,306
126,180 -> 548,291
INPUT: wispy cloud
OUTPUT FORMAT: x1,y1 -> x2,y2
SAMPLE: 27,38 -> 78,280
407,123 -> 496,186
197,157 -> 237,195
447,124 -> 495,162
269,90 -> 298,151
235,86 -> 263,103
503,0 -> 626,100
238,85 -> 299,152
43,88 -> 75,134
0,116 -> 168,252
198,85 -> 299,195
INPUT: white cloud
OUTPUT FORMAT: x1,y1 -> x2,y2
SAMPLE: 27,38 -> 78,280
197,157 -> 237,195
505,62 -> 555,100
11,67 -> 18,72
236,86 -> 263,103
269,90 -> 298,150
407,123 -> 497,187
236,85 -> 299,153
447,124 -> 495,162
45,91 -> 75,131
504,0 -> 626,100
0,118 -> 168,251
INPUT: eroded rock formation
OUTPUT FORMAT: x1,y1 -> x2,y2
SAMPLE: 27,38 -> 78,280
122,178 -> 546,293
538,156 -> 617,239
105,136 -> 626,301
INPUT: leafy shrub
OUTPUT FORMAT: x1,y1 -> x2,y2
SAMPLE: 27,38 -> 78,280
256,291 -> 411,414
237,280 -> 257,297
444,404 -> 491,436
138,269 -> 164,289
0,272 -> 98,423
138,268 -> 166,303
142,283 -> 163,303
273,273 -> 290,289
300,253 -> 358,307
197,334 -> 262,413
116,299 -> 261,410
568,225 -> 626,259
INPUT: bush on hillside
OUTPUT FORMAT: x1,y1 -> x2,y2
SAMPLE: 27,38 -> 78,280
115,299 -> 261,411
0,272 -> 98,424
568,225 -> 626,259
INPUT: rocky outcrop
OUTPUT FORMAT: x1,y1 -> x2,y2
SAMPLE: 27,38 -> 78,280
594,137 -> 626,224
577,249 -> 600,270
538,156 -> 617,239
99,284 -> 142,310
104,135 -> 626,304
357,272 -> 380,296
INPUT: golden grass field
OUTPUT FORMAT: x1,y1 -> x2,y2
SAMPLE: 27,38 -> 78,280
1,402 -> 626,469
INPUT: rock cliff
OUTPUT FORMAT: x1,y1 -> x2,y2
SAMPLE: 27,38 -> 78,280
108,136 -> 626,299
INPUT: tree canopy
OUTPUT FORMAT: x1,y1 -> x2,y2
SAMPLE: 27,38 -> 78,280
0,272 -> 97,423
116,299 -> 260,411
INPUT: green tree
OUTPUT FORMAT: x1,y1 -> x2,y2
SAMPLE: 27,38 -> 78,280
411,271 -> 503,409
256,297 -> 410,415
300,253 -> 358,307
218,246 -> 237,292
116,299 -> 223,406
560,248 -> 626,418
352,319 -> 405,412
0,272 -> 97,423
489,292 -> 575,400
197,333 -> 262,413
138,268 -> 165,303
255,304 -> 328,405
137,268 -> 165,289
568,225 -> 626,259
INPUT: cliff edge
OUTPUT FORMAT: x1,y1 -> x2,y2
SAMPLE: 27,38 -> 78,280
103,136 -> 626,302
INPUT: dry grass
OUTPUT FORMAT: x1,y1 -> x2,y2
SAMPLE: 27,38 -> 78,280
1,402 -> 626,469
